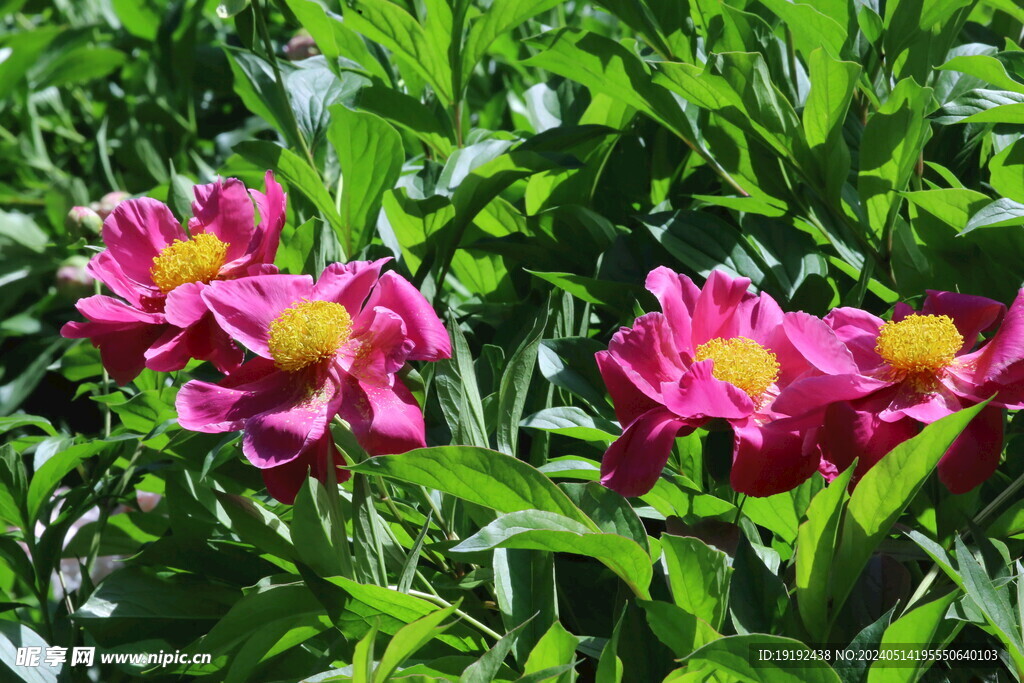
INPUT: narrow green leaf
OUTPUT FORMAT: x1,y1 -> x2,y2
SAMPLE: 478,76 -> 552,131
683,635 -> 842,683
373,603 -> 458,682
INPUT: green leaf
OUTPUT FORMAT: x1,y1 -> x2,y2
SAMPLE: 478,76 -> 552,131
963,198 -> 1024,233
35,46 -> 125,88
594,609 -> 625,683
759,0 -> 846,59
234,140 -> 347,256
327,104 -> 404,253
989,138 -> 1024,203
461,0 -> 562,87
521,407 -> 617,442
282,0 -> 391,83
660,535 -> 732,630
0,416 -> 56,438
288,63 -> 368,151
292,476 -> 353,578
638,599 -> 720,659
452,510 -> 652,599
523,621 -> 578,683
526,271 -> 641,313
683,635 -> 842,682
27,441 -> 109,523
801,50 -> 860,202
830,401 -> 989,629
213,491 -> 298,564
796,464 -> 856,639
496,305 -> 547,456
342,0 -> 454,103
0,444 -> 27,528
866,590 -> 959,683
953,536 -> 1024,663
74,567 -> 238,621
326,577 -> 484,653
373,603 -> 458,682
561,482 -> 648,553
347,446 -> 596,529
0,621 -> 59,683
939,54 -> 1024,95
494,548 -> 557,665
460,616 -> 535,683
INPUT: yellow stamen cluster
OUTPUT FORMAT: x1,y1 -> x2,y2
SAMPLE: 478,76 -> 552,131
875,314 -> 963,376
150,233 -> 228,293
268,300 -> 352,373
694,336 -> 780,399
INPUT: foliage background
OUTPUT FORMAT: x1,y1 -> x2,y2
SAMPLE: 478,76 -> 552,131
2,0 -> 1024,680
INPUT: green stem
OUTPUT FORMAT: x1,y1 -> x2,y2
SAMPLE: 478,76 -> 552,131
405,589 -> 502,640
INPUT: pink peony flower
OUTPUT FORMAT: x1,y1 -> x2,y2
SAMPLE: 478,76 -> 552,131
597,267 -> 879,498
61,172 -> 286,384
174,259 -> 451,503
816,289 -> 1024,493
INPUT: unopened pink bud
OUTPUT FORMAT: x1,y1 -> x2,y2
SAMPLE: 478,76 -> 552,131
95,191 -> 129,219
284,33 -> 319,61
65,206 -> 103,236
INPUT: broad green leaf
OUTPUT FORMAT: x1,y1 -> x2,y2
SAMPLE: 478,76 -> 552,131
683,635 -> 842,683
27,441 -> 109,523
561,483 -> 649,553
964,198 -> 1024,233
452,510 -> 652,599
526,271 -> 641,313
0,28 -> 62,100
0,621 -> 59,683
213,491 -> 298,564
282,0 -> 392,83
74,567 -> 238,621
288,62 -> 368,151
661,535 -> 732,630
759,0 -> 846,59
902,188 -> 989,228
989,138 -> 1024,203
0,416 -> 56,438
939,55 -> 1024,94
494,548 -> 557,665
801,50 -> 860,202
327,104 -> 403,252
35,46 -> 125,89
373,603 -> 458,682
326,577 -> 485,653
0,444 -> 27,528
292,476 -> 353,578
523,621 -> 578,683
460,616 -> 535,683
347,446 -> 596,529
496,304 -> 547,457
341,0 -> 454,103
953,536 -> 1024,664
638,599 -> 720,659
796,464 -> 856,640
521,407 -> 617,442
830,402 -> 988,627
461,0 -> 562,87
866,591 -> 959,683
858,79 -> 933,236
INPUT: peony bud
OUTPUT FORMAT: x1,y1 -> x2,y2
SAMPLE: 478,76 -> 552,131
65,206 -> 103,236
56,255 -> 95,298
284,33 -> 319,61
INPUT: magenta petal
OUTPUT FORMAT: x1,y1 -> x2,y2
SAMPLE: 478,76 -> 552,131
690,270 -> 753,346
243,382 -> 340,468
163,282 -> 209,328
202,274 -> 314,357
345,307 -> 415,385
730,416 -> 821,496
248,171 -> 287,265
87,251 -> 154,307
315,259 -> 389,313
660,360 -> 753,420
779,311 -> 857,375
144,327 -> 194,372
62,316 -> 166,385
605,313 -> 684,403
960,288 -> 1024,385
881,381 -> 962,423
734,290 -> 784,341
261,434 -> 350,504
599,407 -> 690,498
338,376 -> 426,456
190,178 -> 256,264
69,295 -> 165,328
823,307 -> 886,372
596,350 -> 660,427
359,270 -> 450,361
176,358 -> 293,432
145,314 -> 242,375
818,399 -> 918,483
937,404 -> 1004,494
103,199 -> 184,286
645,266 -> 701,351
921,290 -> 1006,354
771,373 -> 889,417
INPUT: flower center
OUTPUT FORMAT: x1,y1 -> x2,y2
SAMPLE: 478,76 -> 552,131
694,336 -> 780,399
150,233 -> 228,293
268,300 -> 352,373
875,314 -> 963,375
